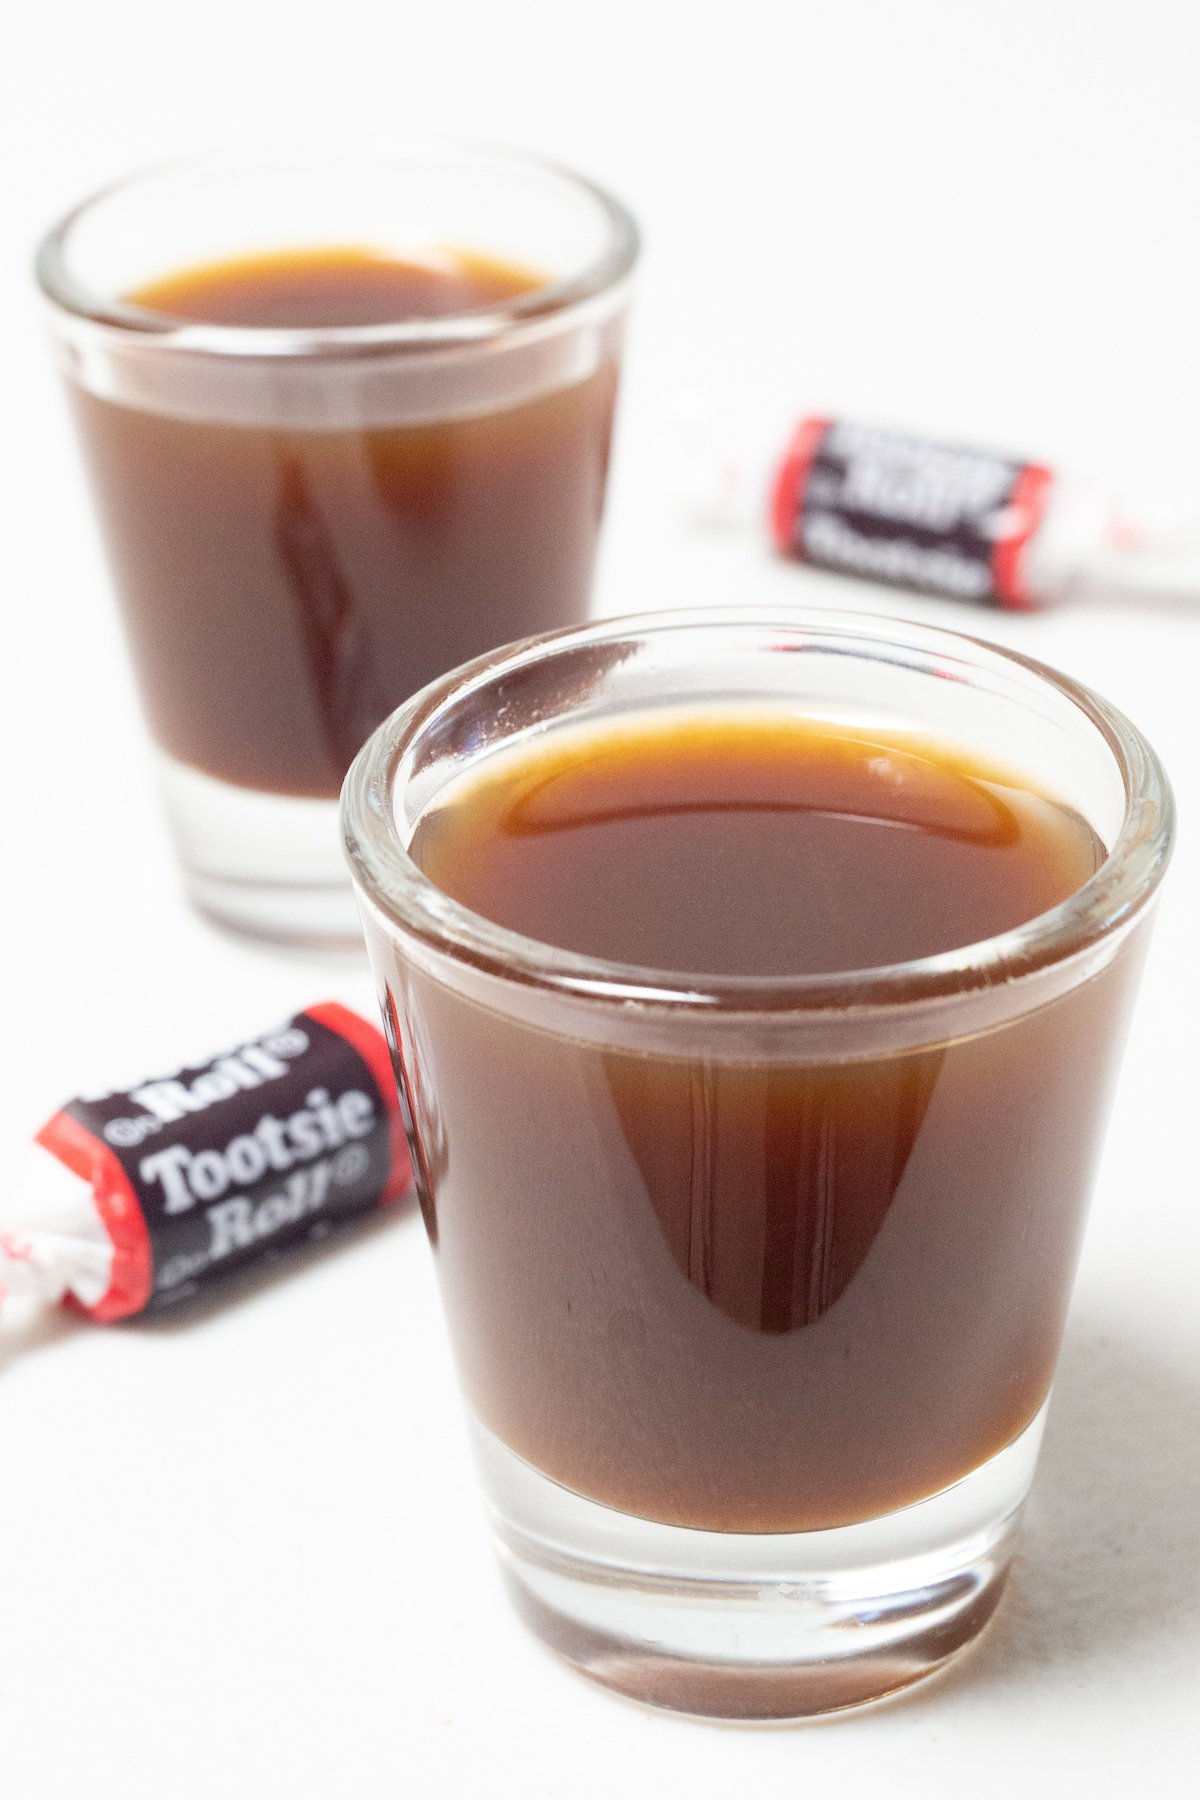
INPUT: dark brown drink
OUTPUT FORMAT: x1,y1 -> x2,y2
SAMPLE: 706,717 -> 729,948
411,715 -> 1104,974
383,712 -> 1139,1533
68,247 -> 619,797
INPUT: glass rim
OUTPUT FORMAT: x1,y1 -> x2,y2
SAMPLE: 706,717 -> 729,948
341,606 -> 1175,1015
34,134 -> 640,359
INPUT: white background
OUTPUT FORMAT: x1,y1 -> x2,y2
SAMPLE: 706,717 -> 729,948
2,2 -> 1199,1793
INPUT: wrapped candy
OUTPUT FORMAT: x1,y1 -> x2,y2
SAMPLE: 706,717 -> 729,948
1,1003 -> 410,1320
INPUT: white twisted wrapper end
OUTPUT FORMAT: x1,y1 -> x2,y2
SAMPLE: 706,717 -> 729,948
0,1144 -> 115,1313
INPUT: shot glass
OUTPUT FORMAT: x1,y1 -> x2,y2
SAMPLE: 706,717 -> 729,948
37,139 -> 637,945
341,608 -> 1172,1719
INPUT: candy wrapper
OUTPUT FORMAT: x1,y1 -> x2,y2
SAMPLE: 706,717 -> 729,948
0,1003 -> 411,1321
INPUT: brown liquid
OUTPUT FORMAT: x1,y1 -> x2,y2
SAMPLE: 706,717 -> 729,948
70,247 -> 618,797
411,715 -> 1103,974
131,245 -> 540,328
377,713 -> 1143,1533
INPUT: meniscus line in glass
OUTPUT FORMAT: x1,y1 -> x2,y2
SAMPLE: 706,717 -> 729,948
342,606 -> 1172,1720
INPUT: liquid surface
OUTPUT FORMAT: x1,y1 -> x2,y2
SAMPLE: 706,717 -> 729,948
382,711 -> 1132,1532
411,714 -> 1104,976
74,247 -> 617,797
129,244 -> 542,328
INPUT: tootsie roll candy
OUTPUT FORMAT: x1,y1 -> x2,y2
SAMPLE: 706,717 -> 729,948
1,1004 -> 410,1319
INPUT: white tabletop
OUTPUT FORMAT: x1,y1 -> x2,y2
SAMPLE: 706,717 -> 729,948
3,3 -> 1198,1792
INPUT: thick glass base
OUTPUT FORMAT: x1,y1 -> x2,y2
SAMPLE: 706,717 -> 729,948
471,1406 -> 1047,1720
158,752 -> 363,948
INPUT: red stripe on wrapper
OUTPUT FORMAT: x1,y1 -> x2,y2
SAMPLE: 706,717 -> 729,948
769,416 -> 832,554
35,1109 -> 153,1322
306,1001 -> 412,1204
991,463 -> 1054,610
